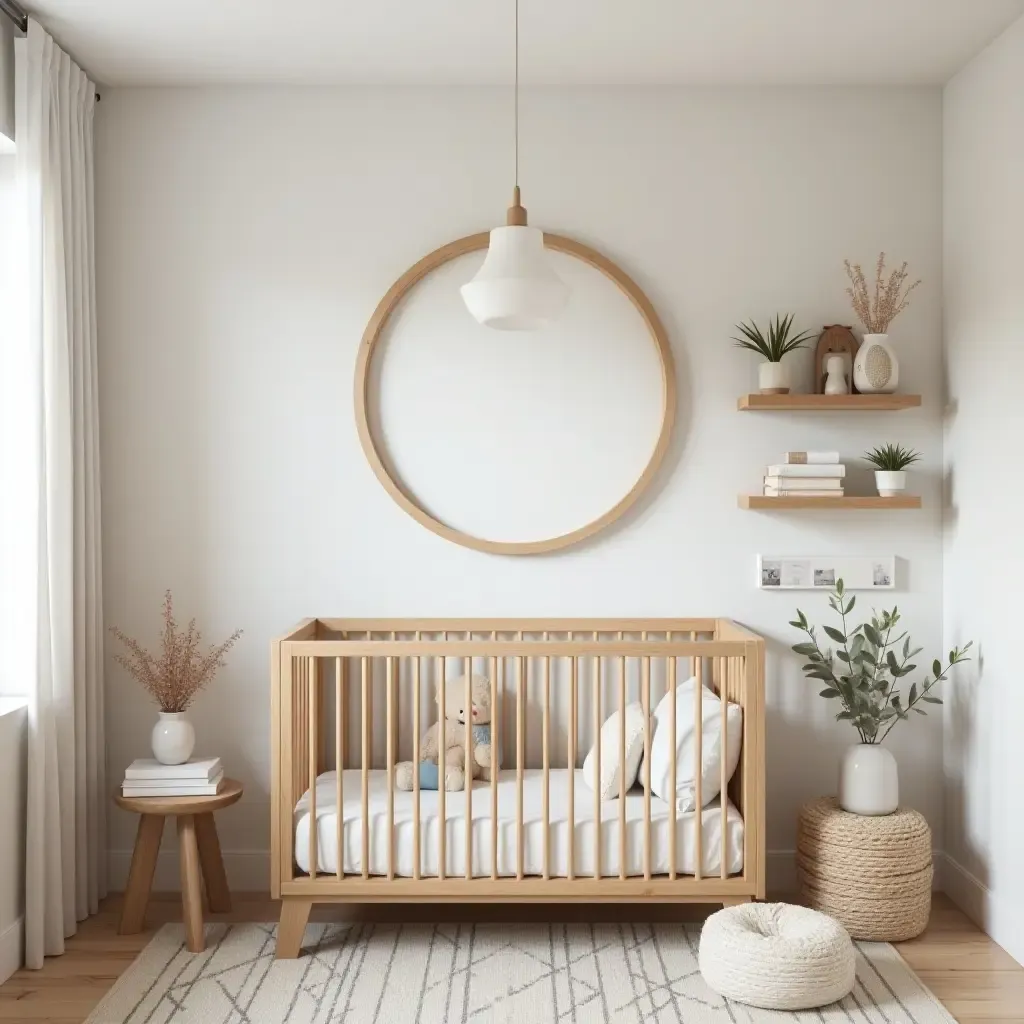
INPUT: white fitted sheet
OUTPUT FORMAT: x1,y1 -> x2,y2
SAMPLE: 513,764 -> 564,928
294,769 -> 744,878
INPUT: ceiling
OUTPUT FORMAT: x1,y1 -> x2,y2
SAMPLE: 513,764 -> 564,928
23,0 -> 1024,86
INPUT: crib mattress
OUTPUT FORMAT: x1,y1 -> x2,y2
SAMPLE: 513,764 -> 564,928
294,769 -> 744,878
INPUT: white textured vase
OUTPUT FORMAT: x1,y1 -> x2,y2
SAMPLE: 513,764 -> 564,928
875,470 -> 907,497
839,743 -> 898,815
759,360 -> 789,394
151,712 -> 196,765
853,334 -> 899,394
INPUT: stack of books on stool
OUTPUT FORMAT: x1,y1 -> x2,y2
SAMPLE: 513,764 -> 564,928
765,451 -> 845,496
122,757 -> 224,797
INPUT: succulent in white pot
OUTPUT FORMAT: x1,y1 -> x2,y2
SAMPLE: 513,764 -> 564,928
733,314 -> 815,395
864,443 -> 920,497
791,579 -> 972,815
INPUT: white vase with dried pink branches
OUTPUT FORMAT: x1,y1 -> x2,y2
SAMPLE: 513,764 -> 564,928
111,592 -> 242,766
844,253 -> 921,394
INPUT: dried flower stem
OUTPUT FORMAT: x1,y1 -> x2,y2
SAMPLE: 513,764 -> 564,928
844,252 -> 921,333
111,591 -> 242,713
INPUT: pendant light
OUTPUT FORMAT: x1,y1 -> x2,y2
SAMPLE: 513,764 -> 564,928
460,0 -> 569,331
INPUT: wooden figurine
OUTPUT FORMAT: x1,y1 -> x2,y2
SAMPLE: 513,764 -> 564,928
814,325 -> 859,394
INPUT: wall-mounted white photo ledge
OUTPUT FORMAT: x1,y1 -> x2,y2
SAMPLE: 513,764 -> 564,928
757,556 -> 896,591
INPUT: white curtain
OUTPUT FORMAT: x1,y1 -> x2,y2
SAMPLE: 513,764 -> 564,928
12,19 -> 106,968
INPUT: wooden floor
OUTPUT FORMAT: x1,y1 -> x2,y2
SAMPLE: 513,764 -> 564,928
0,893 -> 1019,1022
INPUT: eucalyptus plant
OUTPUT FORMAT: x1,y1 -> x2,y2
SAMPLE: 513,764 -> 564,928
732,313 -> 815,362
790,579 -> 972,744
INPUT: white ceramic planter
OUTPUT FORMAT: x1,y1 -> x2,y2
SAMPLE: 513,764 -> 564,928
875,470 -> 907,497
758,360 -> 789,394
853,333 -> 899,394
151,712 -> 196,765
839,743 -> 898,815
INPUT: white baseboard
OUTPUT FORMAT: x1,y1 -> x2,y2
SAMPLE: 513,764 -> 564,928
942,853 -> 1024,967
0,917 -> 22,985
108,849 -> 270,894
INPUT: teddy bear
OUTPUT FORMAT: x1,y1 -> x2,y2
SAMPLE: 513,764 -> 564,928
394,672 -> 495,792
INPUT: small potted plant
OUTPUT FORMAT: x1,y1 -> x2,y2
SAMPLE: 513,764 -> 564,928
111,591 -> 242,765
733,313 -> 815,395
791,579 -> 971,814
844,253 -> 921,394
864,443 -> 920,497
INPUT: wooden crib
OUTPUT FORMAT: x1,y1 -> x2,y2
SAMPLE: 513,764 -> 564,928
270,618 -> 765,958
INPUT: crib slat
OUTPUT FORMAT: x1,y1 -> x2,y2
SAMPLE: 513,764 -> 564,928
387,656 -> 395,881
668,653 -> 677,880
567,650 -> 576,881
308,658 -> 318,878
490,654 -> 499,881
618,637 -> 626,881
361,656 -> 370,880
642,652 -> 652,881
335,657 -> 344,879
465,656 -> 473,881
593,646 -> 601,880
516,655 -> 525,880
413,654 -> 421,880
720,656 -> 729,881
694,636 -> 703,881
542,647 -> 550,881
438,655 -> 446,881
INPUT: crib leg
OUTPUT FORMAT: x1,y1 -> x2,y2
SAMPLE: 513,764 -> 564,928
275,898 -> 314,959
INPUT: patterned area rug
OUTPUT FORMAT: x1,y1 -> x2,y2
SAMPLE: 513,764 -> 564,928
85,921 -> 955,1023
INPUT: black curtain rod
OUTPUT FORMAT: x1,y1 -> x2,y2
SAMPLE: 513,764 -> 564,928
0,0 -> 28,34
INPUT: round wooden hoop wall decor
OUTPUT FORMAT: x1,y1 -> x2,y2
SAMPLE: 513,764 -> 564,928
354,231 -> 676,556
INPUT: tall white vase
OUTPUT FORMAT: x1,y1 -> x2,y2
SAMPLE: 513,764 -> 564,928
853,334 -> 899,394
839,743 -> 898,815
151,712 -> 196,765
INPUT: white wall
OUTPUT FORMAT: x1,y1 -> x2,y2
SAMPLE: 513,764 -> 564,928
943,15 -> 1024,964
95,86 -> 944,891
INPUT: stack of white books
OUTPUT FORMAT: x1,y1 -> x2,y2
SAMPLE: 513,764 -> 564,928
122,757 -> 224,797
765,451 -> 845,496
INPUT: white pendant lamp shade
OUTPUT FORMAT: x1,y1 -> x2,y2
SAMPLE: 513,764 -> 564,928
461,222 -> 569,331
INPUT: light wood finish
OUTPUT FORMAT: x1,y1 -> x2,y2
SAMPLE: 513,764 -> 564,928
307,658 -> 318,879
719,658 -> 728,881
738,392 -> 922,411
177,816 -> 204,953
118,815 -> 164,934
193,814 -> 231,913
115,781 -> 243,954
617,645 -> 626,881
269,619 -> 766,956
668,655 -> 677,882
693,663 -> 703,882
413,655 -> 422,880
593,652 -> 601,880
335,657 -> 343,880
275,898 -> 313,960
464,658 -> 472,881
438,656 -> 446,881
354,232 -> 677,556
490,654 -> 499,881
740,494 -> 922,509
7,894 -> 1018,1023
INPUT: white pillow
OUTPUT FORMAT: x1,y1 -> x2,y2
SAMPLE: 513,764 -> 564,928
645,676 -> 742,812
582,702 -> 649,800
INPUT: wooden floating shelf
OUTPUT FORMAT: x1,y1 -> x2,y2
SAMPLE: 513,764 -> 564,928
739,495 -> 922,510
738,394 -> 922,411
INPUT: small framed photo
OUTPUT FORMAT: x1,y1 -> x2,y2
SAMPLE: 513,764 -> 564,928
757,556 -> 895,590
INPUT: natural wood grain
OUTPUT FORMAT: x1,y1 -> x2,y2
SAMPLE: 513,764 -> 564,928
193,813 -> 231,913
275,898 -> 312,960
114,778 -> 243,817
176,816 -> 204,953
740,494 -> 922,510
3,894 -> 1018,1023
117,815 -> 163,934
738,393 -> 922,411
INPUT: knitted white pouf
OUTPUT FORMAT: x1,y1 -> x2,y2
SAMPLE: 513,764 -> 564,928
699,903 -> 856,1011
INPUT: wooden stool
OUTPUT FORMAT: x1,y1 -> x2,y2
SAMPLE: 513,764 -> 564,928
115,778 -> 243,953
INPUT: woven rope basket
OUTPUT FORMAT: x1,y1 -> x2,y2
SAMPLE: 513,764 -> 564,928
797,797 -> 932,941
